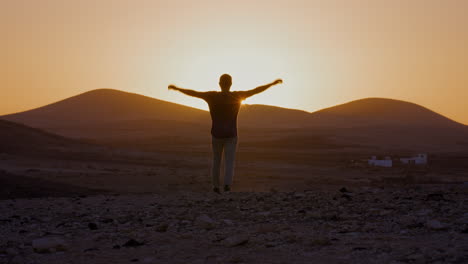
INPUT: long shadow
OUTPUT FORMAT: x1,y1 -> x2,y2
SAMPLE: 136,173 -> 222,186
0,170 -> 106,200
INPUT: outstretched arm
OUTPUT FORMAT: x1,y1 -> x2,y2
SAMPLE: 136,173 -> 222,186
168,85 -> 206,99
241,79 -> 283,98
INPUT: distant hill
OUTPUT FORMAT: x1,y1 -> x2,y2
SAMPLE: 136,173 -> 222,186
308,98 -> 465,129
0,119 -> 93,155
302,98 -> 468,151
0,89 -> 315,138
1,89 -> 210,128
4,90 -> 464,130
239,104 -> 312,128
2,89 -> 467,151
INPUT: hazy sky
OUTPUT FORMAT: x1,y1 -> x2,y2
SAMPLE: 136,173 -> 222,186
2,0 -> 468,124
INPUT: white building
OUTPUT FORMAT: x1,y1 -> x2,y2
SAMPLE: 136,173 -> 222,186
400,153 -> 428,165
368,156 -> 393,167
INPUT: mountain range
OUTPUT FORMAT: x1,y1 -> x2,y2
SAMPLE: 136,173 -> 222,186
1,88 -> 467,151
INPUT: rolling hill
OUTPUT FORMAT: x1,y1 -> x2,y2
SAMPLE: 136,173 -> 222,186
240,104 -> 312,128
1,88 -> 315,129
4,89 -> 465,130
1,89 -> 210,127
0,119 -> 95,155
0,89 -> 317,138
308,97 -> 465,128
2,89 -> 467,151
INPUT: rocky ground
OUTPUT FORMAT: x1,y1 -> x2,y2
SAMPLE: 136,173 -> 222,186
1,185 -> 467,264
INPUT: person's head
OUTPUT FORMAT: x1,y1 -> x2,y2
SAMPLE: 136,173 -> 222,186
219,74 -> 232,92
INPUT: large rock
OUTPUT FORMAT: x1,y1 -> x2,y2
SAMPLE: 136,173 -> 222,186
195,214 -> 216,230
222,219 -> 234,226
122,239 -> 145,248
32,236 -> 67,253
223,234 -> 249,247
294,192 -> 306,199
155,222 -> 169,232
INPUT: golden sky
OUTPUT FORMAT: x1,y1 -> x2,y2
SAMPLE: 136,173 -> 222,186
2,0 -> 468,124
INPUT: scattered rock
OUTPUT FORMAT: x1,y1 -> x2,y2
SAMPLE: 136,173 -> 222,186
84,247 -> 99,252
179,233 -> 193,239
122,239 -> 145,248
204,255 -> 220,264
407,222 -> 424,229
195,214 -> 216,230
461,226 -> 468,233
10,255 -> 25,264
426,220 -> 448,230
342,194 -> 353,201
379,210 -> 393,216
339,187 -> 350,193
222,219 -> 234,226
406,253 -> 425,261
155,223 -> 169,232
32,236 -> 67,253
177,216 -> 190,224
294,192 -> 305,199
269,188 -> 279,193
456,214 -> 468,224
256,211 -> 271,217
416,209 -> 433,216
228,255 -> 245,263
353,247 -> 367,251
223,234 -> 249,247
142,256 -> 156,263
256,224 -> 277,234
425,193 -> 445,201
2,186 -> 466,263
265,241 -> 279,248
307,237 -> 331,247
5,247 -> 19,256
100,218 -> 114,224
88,222 -> 98,230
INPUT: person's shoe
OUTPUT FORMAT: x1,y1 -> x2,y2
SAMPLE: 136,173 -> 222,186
213,187 -> 221,194
224,185 -> 231,192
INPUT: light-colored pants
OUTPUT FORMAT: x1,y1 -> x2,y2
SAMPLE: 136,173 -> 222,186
211,136 -> 238,188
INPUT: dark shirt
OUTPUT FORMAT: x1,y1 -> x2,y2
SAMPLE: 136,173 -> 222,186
201,91 -> 247,138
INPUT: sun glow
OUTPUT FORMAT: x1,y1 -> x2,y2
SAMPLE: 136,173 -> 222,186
4,1 -> 468,124
165,44 -> 301,111
161,18 -> 307,111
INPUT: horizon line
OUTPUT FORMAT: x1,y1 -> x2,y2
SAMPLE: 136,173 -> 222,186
1,87 -> 467,126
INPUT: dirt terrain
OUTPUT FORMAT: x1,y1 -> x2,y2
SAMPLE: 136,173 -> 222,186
1,91 -> 468,263
1,185 -> 467,264
1,141 -> 467,264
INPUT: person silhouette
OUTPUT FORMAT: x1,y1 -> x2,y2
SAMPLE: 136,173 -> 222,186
168,74 -> 283,193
